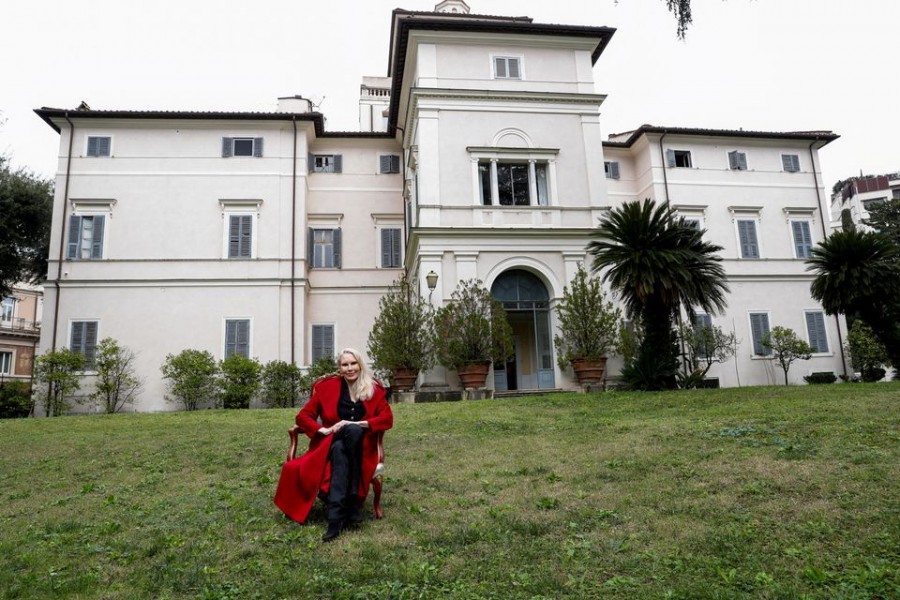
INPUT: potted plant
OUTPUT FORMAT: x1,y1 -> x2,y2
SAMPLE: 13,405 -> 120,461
433,279 -> 514,388
367,274 -> 435,391
553,264 -> 622,384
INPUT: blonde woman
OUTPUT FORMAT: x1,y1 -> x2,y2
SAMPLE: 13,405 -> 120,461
274,349 -> 393,541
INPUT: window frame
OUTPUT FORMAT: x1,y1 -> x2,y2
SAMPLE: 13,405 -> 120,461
69,320 -> 99,369
693,313 -> 714,360
804,310 -> 830,354
221,137 -> 264,158
379,154 -> 401,175
219,200 -> 261,259
748,312 -> 772,358
224,318 -> 252,359
66,200 -> 116,261
86,135 -> 112,157
727,150 -> 748,171
781,154 -> 801,173
311,324 -> 335,363
309,154 -> 343,173
735,217 -> 761,259
789,218 -> 814,259
309,227 -> 342,269
492,55 -> 523,80
604,160 -> 620,180
468,147 -> 558,208
666,149 -> 693,168
1,297 -> 14,323
0,350 -> 12,375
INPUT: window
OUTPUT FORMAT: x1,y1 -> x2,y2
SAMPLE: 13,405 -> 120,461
728,151 -> 748,171
1,297 -> 14,323
805,311 -> 829,353
493,56 -> 521,79
862,198 -> 887,212
309,228 -> 342,268
782,154 -> 800,173
222,137 -> 263,157
67,215 -> 105,260
70,320 -> 99,368
228,215 -> 253,258
791,220 -> 813,258
309,154 -> 342,173
478,160 -> 549,206
737,219 -> 760,258
86,136 -> 111,157
381,228 -> 402,268
666,149 -> 693,168
224,319 -> 250,358
893,189 -> 900,200
748,312 -> 772,357
0,351 -> 11,375
379,155 -> 400,174
604,161 -> 620,180
693,313 -> 713,359
311,324 -> 334,362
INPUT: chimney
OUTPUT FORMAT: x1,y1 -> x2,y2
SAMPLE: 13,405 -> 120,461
276,95 -> 313,113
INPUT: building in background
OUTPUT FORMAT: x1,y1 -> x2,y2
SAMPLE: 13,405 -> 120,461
34,1 -> 846,411
829,172 -> 900,230
0,283 -> 42,383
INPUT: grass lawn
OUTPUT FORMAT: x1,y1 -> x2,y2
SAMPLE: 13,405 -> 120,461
1,383 -> 898,599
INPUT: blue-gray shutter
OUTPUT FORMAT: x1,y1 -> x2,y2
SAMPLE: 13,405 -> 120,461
782,154 -> 799,172
308,154 -> 315,172
87,137 -> 98,156
312,325 -> 334,362
391,228 -> 401,267
67,215 -> 81,259
226,319 -> 250,358
694,314 -> 713,358
792,221 -> 812,258
225,320 -> 236,357
728,151 -> 747,170
91,216 -> 105,259
84,321 -> 98,366
333,228 -> 342,268
253,137 -> 264,157
666,148 -> 676,168
805,312 -> 828,353
333,155 -> 342,173
379,155 -> 392,174
307,227 -> 315,267
494,57 -> 507,78
97,137 -> 110,156
222,138 -> 233,157
606,161 -> 620,179
381,228 -> 401,267
71,321 -> 84,355
238,215 -> 251,257
738,220 -> 759,258
749,313 -> 771,356
508,58 -> 521,78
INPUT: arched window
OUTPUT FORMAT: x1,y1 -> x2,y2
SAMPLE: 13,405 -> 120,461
491,270 -> 548,310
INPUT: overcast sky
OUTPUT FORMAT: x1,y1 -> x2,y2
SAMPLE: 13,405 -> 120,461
2,0 -> 897,192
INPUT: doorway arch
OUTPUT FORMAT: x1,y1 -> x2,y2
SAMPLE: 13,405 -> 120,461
491,269 -> 555,390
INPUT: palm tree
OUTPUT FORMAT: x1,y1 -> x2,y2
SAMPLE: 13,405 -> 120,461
807,229 -> 900,373
587,199 -> 729,389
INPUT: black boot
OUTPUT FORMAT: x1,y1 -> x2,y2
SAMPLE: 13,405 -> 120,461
345,499 -> 364,528
322,520 -> 343,542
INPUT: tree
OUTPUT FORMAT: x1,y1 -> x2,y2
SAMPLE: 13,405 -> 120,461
588,199 -> 729,390
846,320 -> 890,382
807,230 -> 900,374
91,338 -> 142,413
680,321 -> 738,383
617,0 -> 693,39
367,274 -> 435,375
219,354 -> 261,409
0,155 -> 53,298
761,326 -> 812,386
864,198 -> 900,247
553,263 -> 621,368
260,360 -> 303,408
33,348 -> 85,416
161,349 -> 219,411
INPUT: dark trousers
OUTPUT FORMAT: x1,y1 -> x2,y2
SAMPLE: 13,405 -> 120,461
326,425 -> 364,522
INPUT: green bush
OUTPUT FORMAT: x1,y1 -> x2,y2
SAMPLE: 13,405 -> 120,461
260,360 -> 302,408
219,354 -> 261,409
0,381 -> 32,418
33,348 -> 86,416
803,371 -> 837,385
300,356 -> 339,395
862,367 -> 887,383
161,349 -> 219,411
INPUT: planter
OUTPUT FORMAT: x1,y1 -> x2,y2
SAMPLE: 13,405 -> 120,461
390,367 -> 419,392
572,357 -> 607,384
457,361 -> 491,389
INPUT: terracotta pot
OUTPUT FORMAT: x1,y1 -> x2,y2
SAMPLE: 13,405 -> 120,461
457,361 -> 491,389
572,357 -> 607,384
390,367 -> 419,392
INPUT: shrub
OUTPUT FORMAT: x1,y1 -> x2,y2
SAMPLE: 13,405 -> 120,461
300,355 -> 339,395
33,348 -> 86,416
91,338 -> 142,413
161,349 -> 219,411
260,360 -> 302,408
0,381 -> 32,418
219,354 -> 261,409
367,274 -> 435,374
861,367 -> 887,383
553,264 -> 621,369
803,371 -> 837,385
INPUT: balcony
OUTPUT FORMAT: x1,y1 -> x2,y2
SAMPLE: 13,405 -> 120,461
0,318 -> 41,336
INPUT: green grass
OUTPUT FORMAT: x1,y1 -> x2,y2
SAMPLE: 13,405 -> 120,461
1,384 -> 898,599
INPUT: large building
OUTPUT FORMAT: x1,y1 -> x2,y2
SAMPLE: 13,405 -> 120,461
829,172 -> 900,230
0,283 -> 42,384
35,1 -> 846,411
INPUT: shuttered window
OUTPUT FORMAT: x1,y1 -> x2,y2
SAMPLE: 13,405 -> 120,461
67,215 -> 105,260
311,324 -> 334,362
228,215 -> 253,258
308,228 -> 342,268
604,161 -> 620,179
805,311 -> 829,353
782,154 -> 800,172
225,319 -> 251,358
666,149 -> 692,168
379,155 -> 400,174
221,137 -> 264,157
86,136 -> 111,157
693,314 -> 714,359
493,56 -> 521,79
791,220 -> 813,258
749,313 -> 771,356
737,219 -> 760,258
309,154 -> 342,173
381,228 -> 401,268
71,320 -> 99,368
728,151 -> 748,170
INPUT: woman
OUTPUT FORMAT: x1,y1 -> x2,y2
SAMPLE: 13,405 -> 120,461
273,349 -> 393,542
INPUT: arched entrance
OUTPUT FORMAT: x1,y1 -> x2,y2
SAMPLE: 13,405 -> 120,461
491,269 -> 555,390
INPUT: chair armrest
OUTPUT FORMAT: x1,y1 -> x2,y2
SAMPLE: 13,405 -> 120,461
287,425 -> 302,462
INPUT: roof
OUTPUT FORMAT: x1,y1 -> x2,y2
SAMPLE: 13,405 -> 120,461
33,107 -> 394,139
604,124 -> 839,148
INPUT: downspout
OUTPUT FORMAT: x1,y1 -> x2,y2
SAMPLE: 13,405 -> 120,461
808,139 -> 848,378
291,116 -> 298,365
658,131 -> 671,207
658,131 -> 688,376
395,124 -> 408,276
51,113 -> 75,352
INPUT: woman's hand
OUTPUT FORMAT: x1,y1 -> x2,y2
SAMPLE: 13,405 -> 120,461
319,420 -> 365,436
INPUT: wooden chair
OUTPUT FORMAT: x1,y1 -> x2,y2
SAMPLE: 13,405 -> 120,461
287,425 -> 386,519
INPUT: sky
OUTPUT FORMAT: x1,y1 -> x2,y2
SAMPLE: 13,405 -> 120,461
2,0 -> 898,193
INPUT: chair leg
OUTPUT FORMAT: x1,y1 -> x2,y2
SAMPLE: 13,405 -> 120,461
372,476 -> 383,519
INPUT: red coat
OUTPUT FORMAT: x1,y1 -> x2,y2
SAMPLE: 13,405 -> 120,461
273,375 -> 393,523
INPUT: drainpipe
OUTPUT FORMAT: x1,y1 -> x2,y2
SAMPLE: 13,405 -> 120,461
808,139 -> 848,378
395,124 -> 408,275
51,113 -> 75,352
658,131 -> 671,208
291,116 -> 298,365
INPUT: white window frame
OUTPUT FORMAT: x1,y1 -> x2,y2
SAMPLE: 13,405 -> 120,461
69,319 -> 100,370
67,199 -> 115,261
85,135 -> 112,157
781,154 -> 801,173
219,200 -> 262,259
1,297 -> 14,323
730,206 -> 763,259
672,205 -> 707,231
0,350 -> 12,375
372,214 -> 403,269
467,147 -> 559,207
223,318 -> 252,359
666,149 -> 693,168
789,218 -> 814,259
804,310 -> 830,355
747,311 -> 772,358
604,161 -> 620,180
311,154 -> 341,173
311,323 -> 335,363
492,55 -> 523,80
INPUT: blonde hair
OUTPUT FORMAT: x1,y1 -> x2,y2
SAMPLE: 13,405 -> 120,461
337,348 -> 375,401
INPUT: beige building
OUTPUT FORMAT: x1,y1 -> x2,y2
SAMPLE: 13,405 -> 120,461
0,283 -> 42,383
